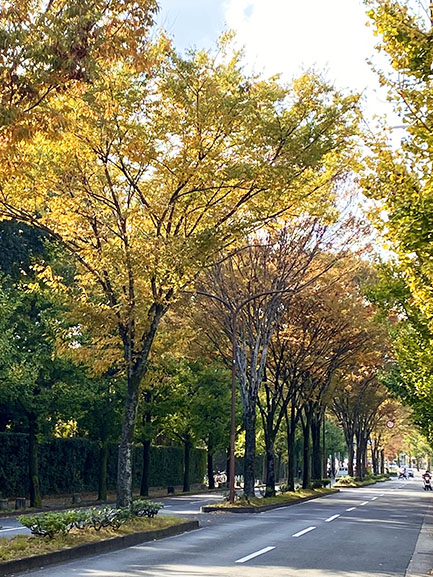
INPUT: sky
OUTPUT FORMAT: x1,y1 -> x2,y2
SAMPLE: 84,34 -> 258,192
156,0 -> 393,121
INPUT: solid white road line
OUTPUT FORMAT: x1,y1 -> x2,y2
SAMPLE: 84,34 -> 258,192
0,527 -> 21,533
360,501 -> 369,506
346,507 -> 356,511
235,546 -> 276,564
325,514 -> 340,522
292,526 -> 316,537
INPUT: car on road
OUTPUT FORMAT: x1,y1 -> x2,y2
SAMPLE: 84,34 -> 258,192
336,466 -> 349,477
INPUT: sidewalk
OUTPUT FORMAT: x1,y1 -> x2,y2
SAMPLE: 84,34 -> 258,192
0,485 -> 222,518
405,501 -> 433,577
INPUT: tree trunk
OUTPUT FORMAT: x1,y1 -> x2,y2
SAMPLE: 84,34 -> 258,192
117,372 -> 141,507
265,436 -> 275,497
243,405 -> 257,498
225,447 -> 231,486
302,411 -> 312,489
371,448 -> 376,475
116,304 -> 163,508
346,433 -> 355,477
311,414 -> 322,481
183,438 -> 191,492
98,442 -> 109,501
356,433 -> 367,479
207,450 -> 215,489
140,439 -> 151,497
28,413 -> 41,508
380,449 -> 385,474
322,413 -> 327,478
286,404 -> 297,491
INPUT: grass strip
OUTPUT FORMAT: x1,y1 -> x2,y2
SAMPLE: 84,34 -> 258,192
211,487 -> 335,508
0,516 -> 184,563
334,475 -> 390,488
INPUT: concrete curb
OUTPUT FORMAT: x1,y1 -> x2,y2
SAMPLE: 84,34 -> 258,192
201,489 -> 340,513
405,501 -> 433,577
0,520 -> 199,576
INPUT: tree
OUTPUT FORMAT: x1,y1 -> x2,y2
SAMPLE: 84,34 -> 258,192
196,219 -> 359,497
365,1 -> 433,329
325,418 -> 346,476
259,258 -> 374,492
0,0 -> 157,138
0,221 -> 81,506
72,371 -> 125,501
367,263 -> 433,446
0,38 -> 361,506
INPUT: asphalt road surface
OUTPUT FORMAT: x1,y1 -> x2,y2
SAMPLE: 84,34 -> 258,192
10,478 -> 433,576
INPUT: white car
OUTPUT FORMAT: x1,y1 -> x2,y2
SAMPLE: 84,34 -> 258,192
336,466 -> 349,477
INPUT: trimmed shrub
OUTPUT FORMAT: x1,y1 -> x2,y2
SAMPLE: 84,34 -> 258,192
0,433 -> 206,497
311,479 -> 323,489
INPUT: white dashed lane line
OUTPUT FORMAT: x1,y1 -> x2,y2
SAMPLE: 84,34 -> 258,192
325,514 -> 340,522
371,496 -> 378,500
292,526 -> 316,537
346,507 -> 356,511
360,501 -> 369,506
235,546 -> 276,563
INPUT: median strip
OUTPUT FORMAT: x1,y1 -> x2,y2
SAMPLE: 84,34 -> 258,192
0,519 -> 199,577
201,488 -> 339,513
292,526 -> 316,537
235,546 -> 275,563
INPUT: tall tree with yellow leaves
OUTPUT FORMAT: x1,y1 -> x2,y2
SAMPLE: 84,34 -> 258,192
0,35 -> 361,505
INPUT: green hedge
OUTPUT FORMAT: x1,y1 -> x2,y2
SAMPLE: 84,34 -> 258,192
0,433 -> 206,498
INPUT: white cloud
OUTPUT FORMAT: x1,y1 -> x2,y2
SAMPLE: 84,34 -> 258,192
222,0 -> 388,115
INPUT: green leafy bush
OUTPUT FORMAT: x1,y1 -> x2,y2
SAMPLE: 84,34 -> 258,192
131,499 -> 163,518
19,500 -> 164,538
19,512 -> 71,538
87,507 -> 131,531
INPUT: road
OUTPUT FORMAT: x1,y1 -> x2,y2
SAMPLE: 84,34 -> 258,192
9,478 -> 433,576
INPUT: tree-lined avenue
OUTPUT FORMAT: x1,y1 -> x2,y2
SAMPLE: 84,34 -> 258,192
20,478 -> 430,577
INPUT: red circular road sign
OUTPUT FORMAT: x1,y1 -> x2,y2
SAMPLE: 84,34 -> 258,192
386,420 -> 395,429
